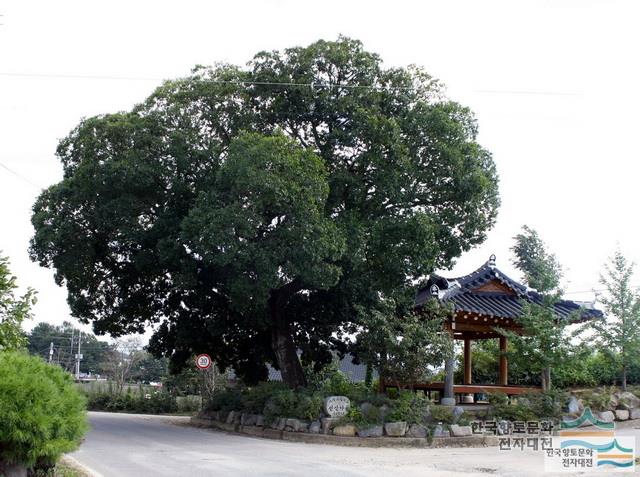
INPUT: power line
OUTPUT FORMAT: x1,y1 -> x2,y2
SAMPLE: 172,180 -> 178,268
562,285 -> 640,296
0,161 -> 43,189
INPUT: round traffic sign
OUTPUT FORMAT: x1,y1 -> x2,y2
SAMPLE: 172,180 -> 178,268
195,354 -> 212,369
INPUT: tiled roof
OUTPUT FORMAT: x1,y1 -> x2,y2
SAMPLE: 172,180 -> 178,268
415,259 -> 603,321
267,354 -> 376,383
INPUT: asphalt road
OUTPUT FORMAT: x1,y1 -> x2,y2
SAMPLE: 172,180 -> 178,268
71,412 -> 640,477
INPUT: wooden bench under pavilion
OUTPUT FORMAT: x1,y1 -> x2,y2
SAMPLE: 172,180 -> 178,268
381,255 -> 603,404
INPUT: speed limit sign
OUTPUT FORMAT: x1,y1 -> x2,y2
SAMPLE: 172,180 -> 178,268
195,354 -> 212,369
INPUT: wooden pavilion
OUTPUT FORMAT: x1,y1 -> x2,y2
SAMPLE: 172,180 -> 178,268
381,255 -> 603,404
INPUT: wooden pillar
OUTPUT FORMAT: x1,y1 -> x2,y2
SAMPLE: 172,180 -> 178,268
499,335 -> 508,386
463,338 -> 472,385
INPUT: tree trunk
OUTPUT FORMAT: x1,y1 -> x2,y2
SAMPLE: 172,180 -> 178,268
364,363 -> 373,388
622,365 -> 627,392
541,367 -> 551,392
269,294 -> 306,389
0,461 -> 27,477
441,357 -> 456,406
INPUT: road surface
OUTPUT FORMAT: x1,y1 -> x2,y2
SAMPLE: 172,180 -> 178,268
71,412 -> 640,477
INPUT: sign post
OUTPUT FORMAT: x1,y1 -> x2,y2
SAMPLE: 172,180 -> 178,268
195,354 -> 212,370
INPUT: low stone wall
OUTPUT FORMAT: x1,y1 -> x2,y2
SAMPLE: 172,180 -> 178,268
190,416 -> 499,448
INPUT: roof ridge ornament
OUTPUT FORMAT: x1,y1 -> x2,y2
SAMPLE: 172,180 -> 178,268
430,284 -> 440,297
488,254 -> 496,268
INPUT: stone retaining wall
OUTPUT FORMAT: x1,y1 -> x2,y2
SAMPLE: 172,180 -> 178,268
190,416 -> 499,448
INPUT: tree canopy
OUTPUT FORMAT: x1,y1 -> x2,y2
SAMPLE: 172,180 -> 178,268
30,37 -> 500,387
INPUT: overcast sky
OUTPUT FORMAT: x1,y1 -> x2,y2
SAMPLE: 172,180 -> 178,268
1,0 -> 638,336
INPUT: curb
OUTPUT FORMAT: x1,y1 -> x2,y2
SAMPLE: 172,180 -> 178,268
60,455 -> 103,477
190,417 -> 499,448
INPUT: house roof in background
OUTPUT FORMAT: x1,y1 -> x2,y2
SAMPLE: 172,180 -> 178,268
267,354 -> 376,383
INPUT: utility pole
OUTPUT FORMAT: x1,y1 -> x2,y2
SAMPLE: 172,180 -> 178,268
48,342 -> 54,363
75,332 -> 82,380
68,328 -> 75,372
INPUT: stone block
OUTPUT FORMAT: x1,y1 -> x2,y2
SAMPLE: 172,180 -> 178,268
449,424 -> 473,437
452,406 -> 465,423
332,424 -> 357,437
226,411 -> 240,424
241,414 -> 258,426
568,396 -> 584,415
432,424 -> 450,438
284,419 -> 309,432
321,417 -> 341,434
255,415 -> 265,427
356,425 -> 383,438
407,424 -> 427,438
308,421 -> 321,434
384,421 -> 407,437
597,411 -> 615,423
615,409 -> 629,421
617,392 -> 640,410
630,408 -> 640,420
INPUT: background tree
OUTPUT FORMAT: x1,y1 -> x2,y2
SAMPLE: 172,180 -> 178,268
591,249 -> 640,391
30,37 -> 500,388
503,225 -> 570,391
0,253 -> 36,351
128,351 -> 168,383
27,321 -> 112,374
102,337 -> 144,393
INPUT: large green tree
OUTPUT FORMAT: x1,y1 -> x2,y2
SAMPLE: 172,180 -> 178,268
30,37 -> 500,388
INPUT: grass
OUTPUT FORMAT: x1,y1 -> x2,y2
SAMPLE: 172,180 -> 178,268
53,457 -> 91,477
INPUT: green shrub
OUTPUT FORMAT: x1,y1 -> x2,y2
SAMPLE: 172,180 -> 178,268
429,405 -> 456,424
177,395 -> 202,413
486,391 -> 509,406
340,404 -> 383,427
578,387 -> 617,411
86,390 -> 179,414
205,388 -> 243,414
306,361 -> 374,402
294,393 -> 323,421
386,391 -> 429,424
491,403 -> 536,422
488,391 -> 565,422
525,390 -> 567,419
241,382 -> 288,414
263,388 -> 298,422
0,352 -> 88,468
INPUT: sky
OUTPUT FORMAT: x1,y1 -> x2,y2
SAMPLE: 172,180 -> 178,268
1,0 -> 639,337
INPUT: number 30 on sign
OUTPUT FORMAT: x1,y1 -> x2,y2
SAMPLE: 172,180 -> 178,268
195,354 -> 212,369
